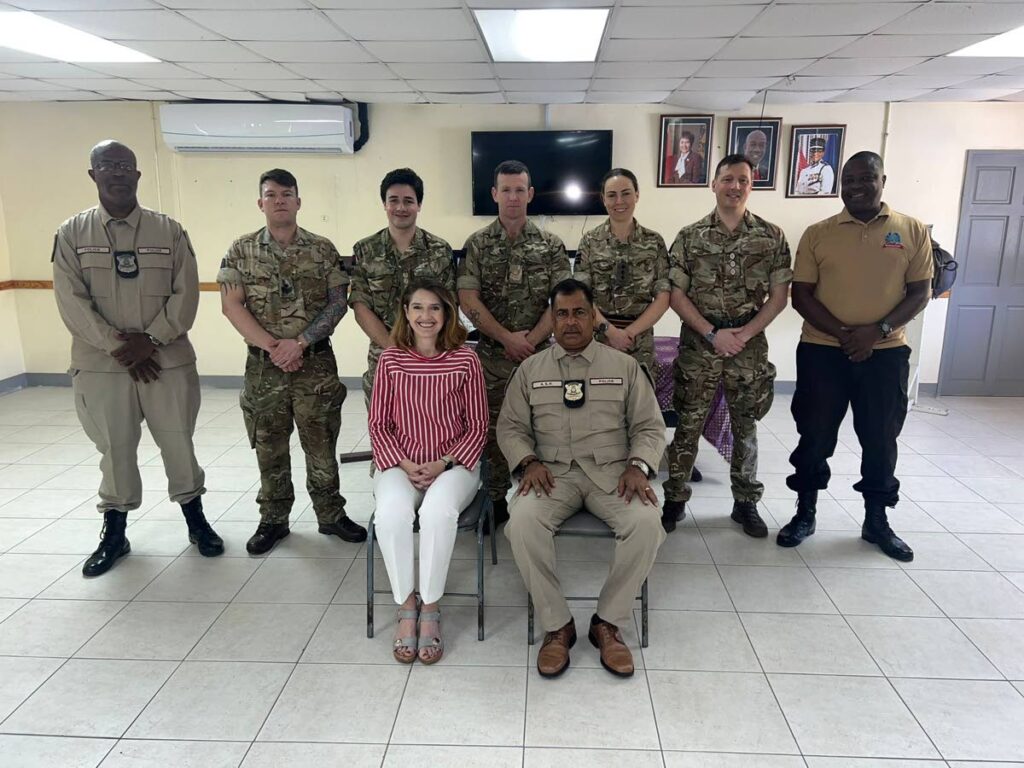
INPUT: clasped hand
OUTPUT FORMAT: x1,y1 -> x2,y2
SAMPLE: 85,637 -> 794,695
502,330 -> 536,362
712,328 -> 747,358
400,459 -> 444,490
266,338 -> 304,372
605,325 -> 635,353
112,332 -> 161,383
838,325 -> 882,363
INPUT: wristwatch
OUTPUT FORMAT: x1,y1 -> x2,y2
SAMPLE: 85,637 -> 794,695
146,334 -> 163,347
878,320 -> 893,338
441,455 -> 456,471
704,328 -> 718,345
629,458 -> 651,477
596,321 -> 608,334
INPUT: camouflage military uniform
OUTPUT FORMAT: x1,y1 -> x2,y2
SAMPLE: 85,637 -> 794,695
217,227 -> 349,525
458,218 -> 572,502
349,227 -> 455,406
663,209 -> 792,504
574,218 -> 670,372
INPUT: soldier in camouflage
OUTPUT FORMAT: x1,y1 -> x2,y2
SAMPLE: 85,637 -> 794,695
575,167 -> 670,374
458,160 -> 572,530
219,168 -> 367,554
350,168 -> 456,409
662,154 -> 792,536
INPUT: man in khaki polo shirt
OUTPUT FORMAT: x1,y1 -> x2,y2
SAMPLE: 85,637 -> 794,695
779,151 -> 932,562
52,140 -> 222,577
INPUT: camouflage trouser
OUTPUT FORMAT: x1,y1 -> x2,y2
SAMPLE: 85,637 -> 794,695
663,329 -> 775,504
361,341 -> 385,412
594,326 -> 655,374
240,349 -> 348,525
477,344 -> 520,504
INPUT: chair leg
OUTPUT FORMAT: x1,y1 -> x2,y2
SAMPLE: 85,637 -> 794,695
640,577 -> 649,649
477,517 -> 485,641
366,519 -> 375,639
527,594 -> 535,645
489,501 -> 498,565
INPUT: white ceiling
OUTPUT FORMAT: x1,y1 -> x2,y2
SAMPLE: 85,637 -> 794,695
0,0 -> 1023,106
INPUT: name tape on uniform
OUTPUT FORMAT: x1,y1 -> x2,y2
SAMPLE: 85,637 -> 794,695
76,246 -> 110,254
531,380 -> 562,389
590,377 -> 623,385
137,247 -> 171,255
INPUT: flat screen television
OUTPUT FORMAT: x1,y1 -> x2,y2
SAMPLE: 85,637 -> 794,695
470,130 -> 613,216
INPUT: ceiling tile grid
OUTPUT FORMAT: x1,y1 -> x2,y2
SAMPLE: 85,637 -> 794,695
0,0 -> 1021,105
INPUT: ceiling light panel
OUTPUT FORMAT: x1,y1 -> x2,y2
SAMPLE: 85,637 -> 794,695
475,9 -> 609,62
950,24 -> 1024,58
0,11 -> 160,61
40,10 -> 214,41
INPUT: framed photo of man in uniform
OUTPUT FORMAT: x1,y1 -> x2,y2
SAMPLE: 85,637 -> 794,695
727,117 -> 782,190
787,125 -> 845,198
658,114 -> 713,188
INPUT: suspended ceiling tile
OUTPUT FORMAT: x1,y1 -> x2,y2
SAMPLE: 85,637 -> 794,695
783,75 -> 883,90
363,40 -> 487,62
698,59 -> 816,77
241,41 -> 374,63
585,91 -> 670,103
225,78 -> 329,91
135,77 -> 245,90
610,5 -> 763,38
830,87 -> 933,101
0,90 -> 110,100
285,62 -> 394,79
762,89 -> 847,103
897,57 -> 1024,76
502,79 -> 592,91
680,76 -> 783,91
0,78 -> 70,91
506,91 -> 585,103
313,79 -> 413,92
40,10 -> 219,40
871,73 -> 984,89
835,34 -> 990,57
590,77 -> 683,90
744,3 -> 913,36
324,9 -> 477,40
717,36 -> 860,59
254,92 -> 316,102
423,92 -> 504,104
0,63 -> 103,78
12,1 -> 160,8
601,38 -> 730,61
997,90 -> 1024,102
911,86 -> 1024,101
172,91 -> 267,101
160,0 -> 308,8
493,63 -> 594,78
182,62 -> 300,79
180,10 -> 348,40
664,90 -> 756,110
82,62 -> 206,78
44,77 -> 158,90
964,74 -> 1024,89
876,2 -> 1024,35
99,90 -> 186,100
388,62 -> 495,79
407,79 -> 499,92
468,0 -> 612,6
126,40 -> 265,62
334,91 -> 425,103
795,57 -> 925,76
596,61 -> 701,78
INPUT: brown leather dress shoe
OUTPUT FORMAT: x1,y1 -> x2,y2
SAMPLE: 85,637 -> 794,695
537,618 -> 576,678
588,615 -> 635,678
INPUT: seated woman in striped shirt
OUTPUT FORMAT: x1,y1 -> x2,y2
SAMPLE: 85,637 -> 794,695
368,280 -> 488,664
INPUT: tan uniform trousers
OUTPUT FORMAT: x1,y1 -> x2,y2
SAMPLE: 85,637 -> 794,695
72,364 -> 205,514
505,464 -> 665,632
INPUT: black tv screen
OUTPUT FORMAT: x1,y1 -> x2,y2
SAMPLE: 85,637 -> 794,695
471,130 -> 613,217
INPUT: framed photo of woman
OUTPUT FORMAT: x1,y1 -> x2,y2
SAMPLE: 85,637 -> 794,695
727,117 -> 782,190
658,115 -> 713,188
787,124 -> 846,198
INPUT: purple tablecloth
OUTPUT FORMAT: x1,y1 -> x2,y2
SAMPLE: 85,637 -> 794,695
654,336 -> 734,463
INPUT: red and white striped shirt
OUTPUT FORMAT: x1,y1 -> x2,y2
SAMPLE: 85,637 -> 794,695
368,345 -> 488,471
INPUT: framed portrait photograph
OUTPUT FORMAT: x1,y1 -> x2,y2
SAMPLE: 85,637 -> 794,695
727,117 -> 782,190
787,125 -> 846,198
658,114 -> 714,188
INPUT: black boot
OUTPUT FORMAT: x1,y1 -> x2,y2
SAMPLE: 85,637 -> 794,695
690,466 -> 703,483
319,515 -> 368,543
182,497 -> 224,557
82,510 -> 130,577
862,504 -> 914,562
483,499 -> 509,536
731,501 -> 768,538
246,521 -> 290,555
777,491 -> 817,548
661,500 -> 686,533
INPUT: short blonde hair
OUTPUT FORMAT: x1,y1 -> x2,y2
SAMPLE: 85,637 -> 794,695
389,280 -> 467,352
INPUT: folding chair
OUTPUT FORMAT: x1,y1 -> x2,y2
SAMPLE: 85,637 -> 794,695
366,461 -> 498,641
526,508 -> 649,648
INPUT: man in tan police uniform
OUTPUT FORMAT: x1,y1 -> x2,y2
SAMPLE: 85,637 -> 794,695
498,278 -> 666,679
52,140 -> 222,577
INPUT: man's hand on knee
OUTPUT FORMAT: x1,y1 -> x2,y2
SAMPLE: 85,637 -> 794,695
618,466 -> 658,506
518,459 -> 555,497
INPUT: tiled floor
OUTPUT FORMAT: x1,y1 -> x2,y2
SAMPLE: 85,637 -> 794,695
1,385 -> 1023,767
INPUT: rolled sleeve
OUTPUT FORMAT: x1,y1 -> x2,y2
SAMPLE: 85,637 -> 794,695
573,237 -> 592,285
668,233 -> 691,292
769,231 -> 794,286
216,241 -> 244,286
549,237 -> 572,288
652,237 -> 671,293
324,242 -> 349,292
456,237 -> 482,292
347,241 -> 372,307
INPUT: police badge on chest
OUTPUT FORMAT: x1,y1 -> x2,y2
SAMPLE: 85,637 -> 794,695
114,250 -> 139,278
563,379 -> 585,408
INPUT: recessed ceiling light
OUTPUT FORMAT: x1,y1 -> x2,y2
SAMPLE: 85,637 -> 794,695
949,24 -> 1024,57
0,11 -> 158,63
474,9 -> 609,63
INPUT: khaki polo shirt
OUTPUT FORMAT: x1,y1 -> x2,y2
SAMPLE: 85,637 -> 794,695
793,204 -> 933,349
52,204 -> 199,372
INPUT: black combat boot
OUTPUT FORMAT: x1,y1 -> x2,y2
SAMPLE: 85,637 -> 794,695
690,466 -> 703,483
82,510 -> 130,577
731,500 -> 768,538
246,521 -> 290,555
661,500 -> 686,533
862,504 -> 914,562
319,515 -> 368,543
182,497 -> 224,557
777,491 -> 817,548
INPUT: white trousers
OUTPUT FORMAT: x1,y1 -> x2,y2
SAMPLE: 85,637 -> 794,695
373,465 -> 481,605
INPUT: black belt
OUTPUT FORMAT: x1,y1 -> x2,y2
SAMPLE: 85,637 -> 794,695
248,338 -> 331,358
603,313 -> 639,330
705,310 -> 757,330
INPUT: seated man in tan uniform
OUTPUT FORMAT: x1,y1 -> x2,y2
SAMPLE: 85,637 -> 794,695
498,279 -> 666,678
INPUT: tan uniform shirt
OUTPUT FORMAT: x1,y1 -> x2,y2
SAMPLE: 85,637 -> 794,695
52,204 -> 199,372
793,204 -> 934,349
497,341 -> 665,494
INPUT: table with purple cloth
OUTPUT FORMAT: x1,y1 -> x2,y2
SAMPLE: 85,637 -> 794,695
653,336 -> 734,463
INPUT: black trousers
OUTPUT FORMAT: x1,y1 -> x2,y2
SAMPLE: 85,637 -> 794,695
787,342 -> 911,508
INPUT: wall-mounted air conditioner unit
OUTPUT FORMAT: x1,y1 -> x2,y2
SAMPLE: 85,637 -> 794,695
159,103 -> 355,154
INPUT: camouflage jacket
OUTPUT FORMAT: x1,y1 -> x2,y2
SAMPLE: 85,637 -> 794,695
217,226 -> 348,339
349,227 -> 455,329
575,218 -> 670,318
669,209 -> 792,321
457,218 -> 571,339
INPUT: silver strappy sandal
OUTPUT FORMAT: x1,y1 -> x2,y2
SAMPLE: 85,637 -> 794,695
417,607 -> 444,665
